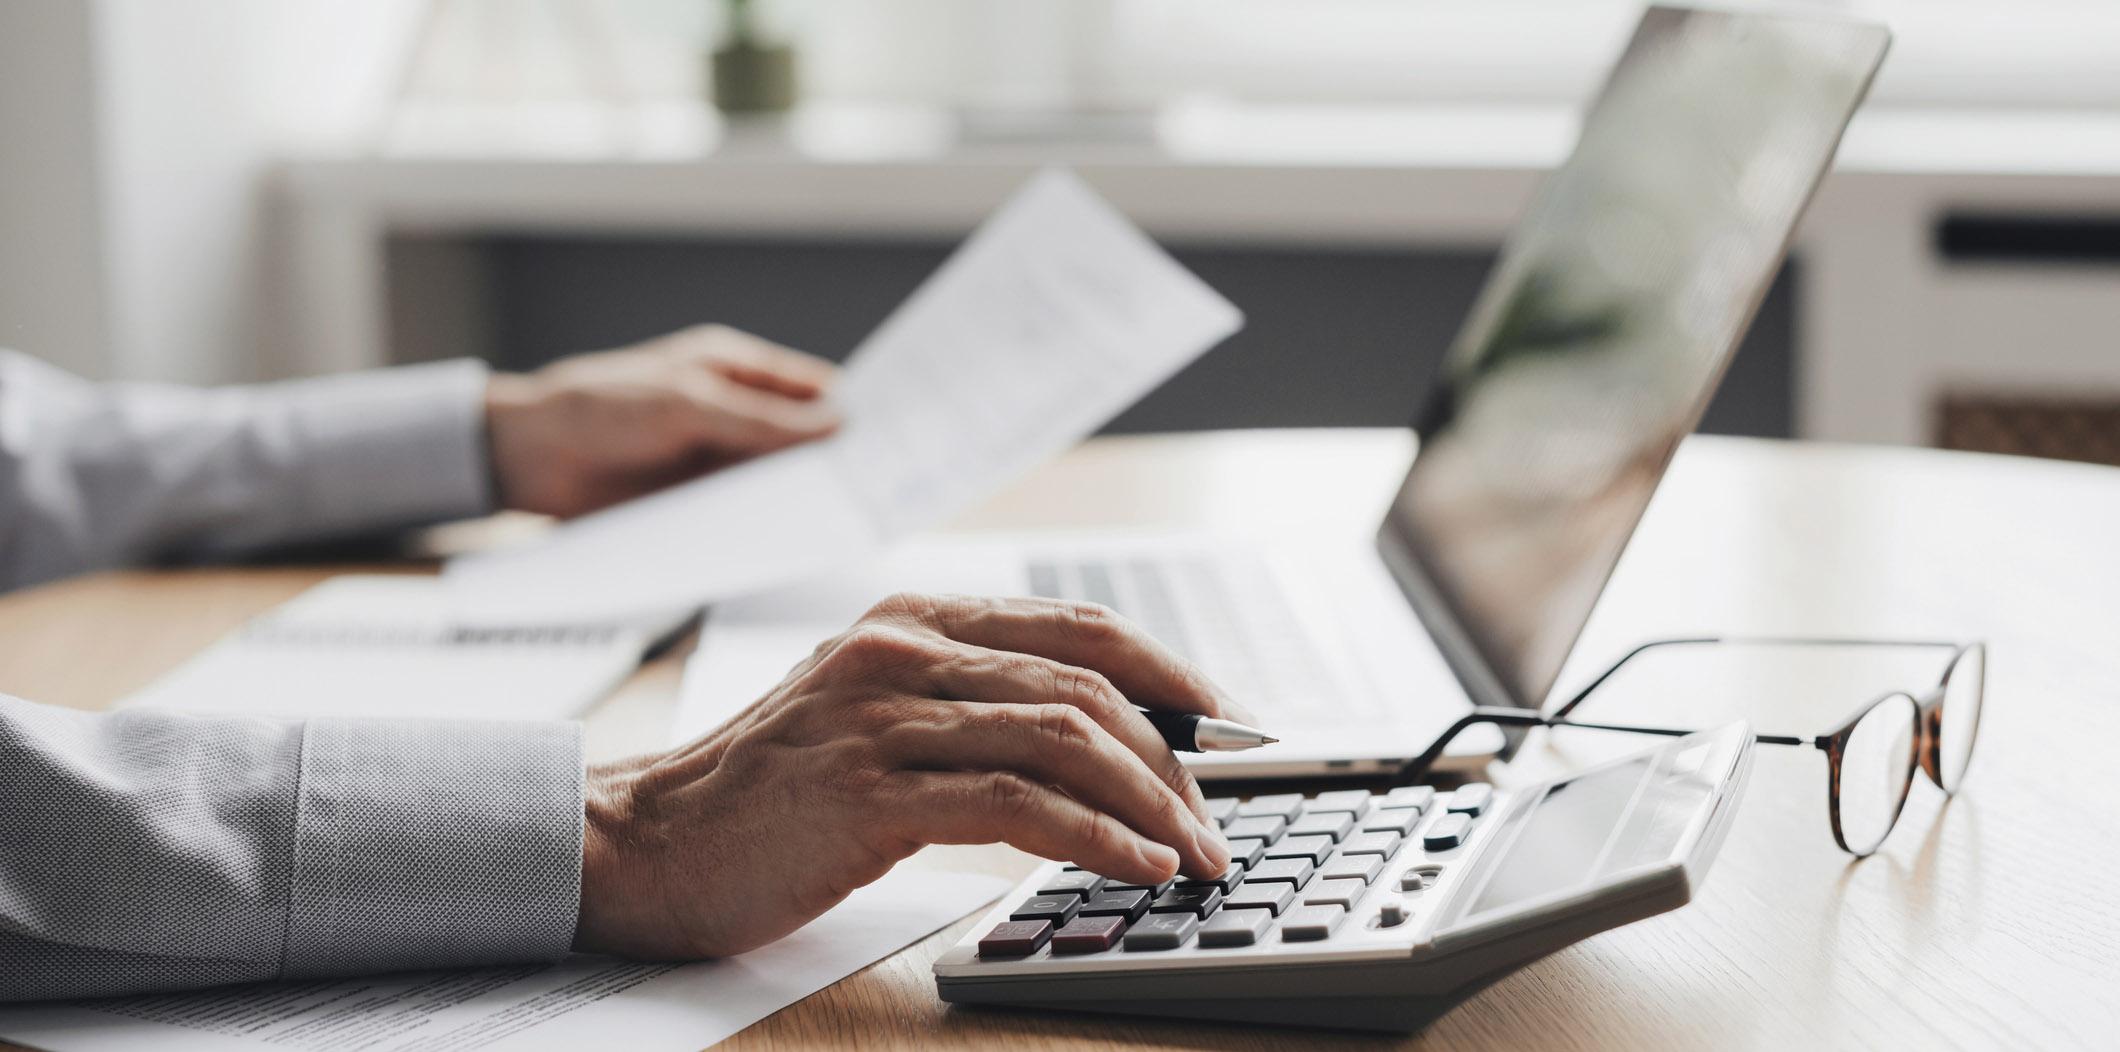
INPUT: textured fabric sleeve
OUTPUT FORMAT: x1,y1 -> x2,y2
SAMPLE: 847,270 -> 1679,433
0,350 -> 495,592
0,694 -> 584,1002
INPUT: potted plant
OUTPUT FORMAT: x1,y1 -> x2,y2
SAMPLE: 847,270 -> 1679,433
710,0 -> 797,115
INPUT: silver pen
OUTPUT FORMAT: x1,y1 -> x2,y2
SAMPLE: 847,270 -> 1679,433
1140,709 -> 1279,753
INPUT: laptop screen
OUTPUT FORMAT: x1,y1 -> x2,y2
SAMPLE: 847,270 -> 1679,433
1376,7 -> 1889,710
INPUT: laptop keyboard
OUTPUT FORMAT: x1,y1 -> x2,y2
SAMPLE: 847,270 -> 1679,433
976,784 -> 1489,958
1026,556 -> 1366,720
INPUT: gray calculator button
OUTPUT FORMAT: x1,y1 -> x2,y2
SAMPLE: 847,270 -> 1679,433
1225,837 -> 1268,868
1207,797 -> 1239,827
1446,783 -> 1493,816
1279,904 -> 1346,942
1263,834 -> 1334,865
1176,862 -> 1245,894
1246,856 -> 1316,887
1302,877 -> 1366,910
1037,870 -> 1106,898
1286,811 -> 1355,842
1385,785 -> 1436,811
1223,815 -> 1288,843
1397,869 -> 1429,892
1305,789 -> 1373,816
1198,907 -> 1274,947
1123,911 -> 1200,951
1340,830 -> 1402,858
1361,808 -> 1422,835
1237,793 -> 1305,819
1377,900 -> 1411,927
1222,881 -> 1297,915
1319,852 -> 1384,884
1424,812 -> 1472,850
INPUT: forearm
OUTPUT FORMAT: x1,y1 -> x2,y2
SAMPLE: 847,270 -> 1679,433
0,695 -> 584,1002
0,351 -> 495,590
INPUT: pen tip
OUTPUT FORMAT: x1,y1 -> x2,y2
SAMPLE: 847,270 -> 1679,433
1261,736 -> 1279,744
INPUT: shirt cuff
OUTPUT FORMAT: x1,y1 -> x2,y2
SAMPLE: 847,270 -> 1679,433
280,358 -> 496,537
281,717 -> 584,978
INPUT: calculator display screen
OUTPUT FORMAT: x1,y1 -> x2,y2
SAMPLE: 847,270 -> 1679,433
1463,757 -> 1656,920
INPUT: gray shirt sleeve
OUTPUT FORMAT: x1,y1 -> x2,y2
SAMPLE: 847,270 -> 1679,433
0,694 -> 585,1002
0,350 -> 496,592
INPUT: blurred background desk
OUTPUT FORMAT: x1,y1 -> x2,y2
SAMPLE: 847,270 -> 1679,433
2,429 -> 2117,1050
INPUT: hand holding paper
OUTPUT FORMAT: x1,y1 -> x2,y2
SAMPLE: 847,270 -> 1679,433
445,170 -> 1242,620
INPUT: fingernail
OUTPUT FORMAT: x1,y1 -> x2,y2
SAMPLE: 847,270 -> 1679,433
1193,820 -> 1231,870
1138,840 -> 1181,878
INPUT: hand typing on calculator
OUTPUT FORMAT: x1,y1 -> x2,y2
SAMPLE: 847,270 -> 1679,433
569,593 -> 1247,960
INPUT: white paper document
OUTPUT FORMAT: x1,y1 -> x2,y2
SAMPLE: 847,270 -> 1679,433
0,867 -> 1008,1052
444,169 -> 1243,620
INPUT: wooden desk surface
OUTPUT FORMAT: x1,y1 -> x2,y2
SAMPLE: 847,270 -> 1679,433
3,430 -> 2116,1051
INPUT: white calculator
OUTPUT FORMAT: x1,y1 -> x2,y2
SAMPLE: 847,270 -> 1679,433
934,723 -> 1754,1033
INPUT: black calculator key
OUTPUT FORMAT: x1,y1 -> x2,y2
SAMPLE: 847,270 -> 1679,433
1446,783 -> 1493,816
1123,911 -> 1200,951
1305,789 -> 1373,816
1037,870 -> 1106,898
1223,815 -> 1288,843
1280,904 -> 1346,942
1222,881 -> 1297,915
1318,852 -> 1384,884
1286,811 -> 1355,842
1105,876 -> 1175,897
1176,862 -> 1245,894
1246,856 -> 1316,887
1385,785 -> 1437,811
1362,808 -> 1422,835
1011,894 -> 1081,926
1424,812 -> 1473,850
1080,889 -> 1152,921
1340,830 -> 1403,858
1225,837 -> 1268,868
1198,907 -> 1273,947
979,919 -> 1052,957
1263,834 -> 1334,865
1050,915 -> 1126,954
1207,797 -> 1239,827
1237,793 -> 1305,819
1152,884 -> 1225,918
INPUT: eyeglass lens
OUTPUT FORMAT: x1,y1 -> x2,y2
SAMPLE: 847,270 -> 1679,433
1837,693 -> 1918,855
1937,645 -> 1985,792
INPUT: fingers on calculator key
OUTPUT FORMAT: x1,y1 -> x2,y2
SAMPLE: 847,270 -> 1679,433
1175,862 -> 1245,894
1279,904 -> 1346,942
1198,908 -> 1273,948
979,920 -> 1053,958
1225,837 -> 1268,868
1263,834 -> 1334,865
1050,915 -> 1127,954
1081,888 -> 1153,922
1122,911 -> 1200,951
888,770 -> 1174,884
1223,882 -> 1296,915
1446,782 -> 1493,816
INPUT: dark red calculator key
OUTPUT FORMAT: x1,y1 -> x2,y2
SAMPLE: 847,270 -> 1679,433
1049,915 -> 1127,954
978,919 -> 1052,958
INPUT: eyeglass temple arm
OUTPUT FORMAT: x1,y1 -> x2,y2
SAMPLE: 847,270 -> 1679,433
1550,635 -> 1966,720
1390,706 -> 1816,785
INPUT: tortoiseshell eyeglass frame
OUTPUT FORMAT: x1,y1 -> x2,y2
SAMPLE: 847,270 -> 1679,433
1391,637 -> 1987,858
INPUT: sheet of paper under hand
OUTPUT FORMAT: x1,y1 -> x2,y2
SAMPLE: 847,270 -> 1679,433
443,169 -> 1243,621
0,867 -> 1010,1052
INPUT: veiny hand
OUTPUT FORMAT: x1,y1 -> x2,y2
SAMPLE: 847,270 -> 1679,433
483,324 -> 840,517
573,594 -> 1258,960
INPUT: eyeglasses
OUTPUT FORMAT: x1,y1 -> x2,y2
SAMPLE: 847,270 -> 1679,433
1398,637 -> 1987,857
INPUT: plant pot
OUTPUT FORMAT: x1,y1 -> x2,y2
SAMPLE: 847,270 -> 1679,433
710,41 -> 797,115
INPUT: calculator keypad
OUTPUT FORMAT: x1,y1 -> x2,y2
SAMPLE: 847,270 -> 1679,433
977,785 -> 1493,959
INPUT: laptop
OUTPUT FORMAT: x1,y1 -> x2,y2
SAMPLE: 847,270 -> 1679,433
678,3 -> 1884,780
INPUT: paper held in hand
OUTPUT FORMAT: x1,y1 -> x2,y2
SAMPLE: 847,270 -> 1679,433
442,169 -> 1244,622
